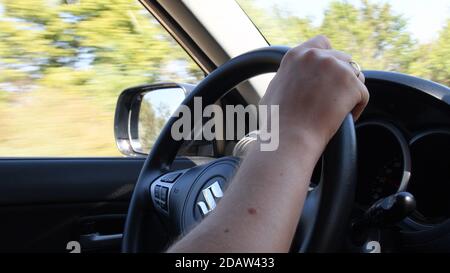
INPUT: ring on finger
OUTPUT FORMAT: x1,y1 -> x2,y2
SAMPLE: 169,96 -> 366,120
349,61 -> 361,78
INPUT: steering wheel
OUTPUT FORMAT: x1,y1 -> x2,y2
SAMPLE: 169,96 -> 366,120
122,46 -> 357,253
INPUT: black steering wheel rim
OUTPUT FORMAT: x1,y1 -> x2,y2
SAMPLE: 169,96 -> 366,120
122,46 -> 357,253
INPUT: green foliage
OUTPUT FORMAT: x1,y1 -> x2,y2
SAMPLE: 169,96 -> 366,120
0,0 -> 449,156
138,99 -> 170,152
238,0 -> 317,45
0,0 -> 201,91
0,0 -> 202,156
238,0 -> 449,83
319,0 -> 416,70
408,20 -> 450,86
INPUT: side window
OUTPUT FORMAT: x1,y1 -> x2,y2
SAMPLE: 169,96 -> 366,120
0,0 -> 203,156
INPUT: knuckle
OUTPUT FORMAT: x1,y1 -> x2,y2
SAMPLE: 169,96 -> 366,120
315,35 -> 332,49
284,48 -> 301,63
301,48 -> 321,62
319,55 -> 338,68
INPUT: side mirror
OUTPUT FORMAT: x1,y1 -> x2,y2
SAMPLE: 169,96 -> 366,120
114,83 -> 193,156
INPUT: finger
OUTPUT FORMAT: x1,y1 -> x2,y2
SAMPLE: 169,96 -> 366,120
358,71 -> 365,84
348,60 -> 361,82
336,59 -> 369,120
347,61 -> 365,84
294,35 -> 332,51
324,49 -> 352,62
326,50 -> 365,84
323,51 -> 366,84
336,58 -> 364,83
350,67 -> 365,84
316,50 -> 361,78
353,67 -> 365,84
351,78 -> 370,120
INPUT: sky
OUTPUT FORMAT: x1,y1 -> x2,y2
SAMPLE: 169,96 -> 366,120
144,88 -> 185,118
253,0 -> 450,43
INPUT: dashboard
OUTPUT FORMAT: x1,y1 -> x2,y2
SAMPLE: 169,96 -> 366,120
354,71 -> 450,251
230,71 -> 450,251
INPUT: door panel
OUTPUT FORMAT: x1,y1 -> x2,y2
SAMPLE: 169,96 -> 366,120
0,157 -> 201,252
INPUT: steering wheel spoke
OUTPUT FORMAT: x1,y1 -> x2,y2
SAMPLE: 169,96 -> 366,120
149,157 -> 240,236
150,170 -> 187,215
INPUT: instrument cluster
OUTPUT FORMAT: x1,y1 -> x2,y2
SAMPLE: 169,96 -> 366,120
356,120 -> 450,226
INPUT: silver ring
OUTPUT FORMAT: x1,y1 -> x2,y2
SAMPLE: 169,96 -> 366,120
349,61 -> 361,77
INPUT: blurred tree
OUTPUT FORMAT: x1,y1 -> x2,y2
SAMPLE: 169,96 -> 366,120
238,0 -> 317,45
409,19 -> 450,86
0,0 -> 202,156
319,0 -> 416,71
138,99 -> 168,152
239,0 -> 417,72
0,0 -> 449,156
0,0 -> 202,97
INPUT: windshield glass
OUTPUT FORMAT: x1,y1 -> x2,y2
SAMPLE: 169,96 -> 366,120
236,0 -> 450,86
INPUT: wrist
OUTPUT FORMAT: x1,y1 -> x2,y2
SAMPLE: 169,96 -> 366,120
278,126 -> 327,154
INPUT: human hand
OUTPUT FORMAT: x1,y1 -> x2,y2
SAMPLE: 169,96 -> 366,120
261,35 -> 369,149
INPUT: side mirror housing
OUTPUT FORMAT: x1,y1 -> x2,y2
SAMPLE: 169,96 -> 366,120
114,82 -> 193,156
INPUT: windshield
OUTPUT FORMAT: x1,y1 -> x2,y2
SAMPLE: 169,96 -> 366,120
236,0 -> 450,86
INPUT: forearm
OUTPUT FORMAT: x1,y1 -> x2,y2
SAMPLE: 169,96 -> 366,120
168,129 -> 324,252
